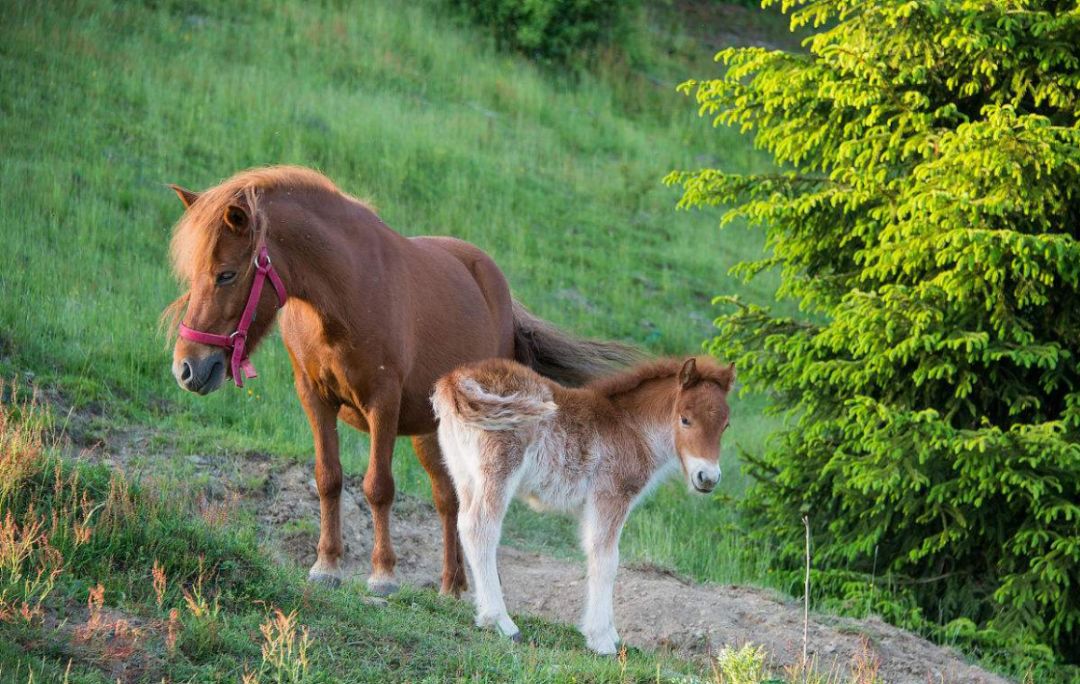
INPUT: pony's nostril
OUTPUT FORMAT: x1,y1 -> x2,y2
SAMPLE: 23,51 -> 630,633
180,360 -> 193,383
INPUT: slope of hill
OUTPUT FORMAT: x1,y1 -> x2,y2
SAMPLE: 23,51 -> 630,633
0,0 -> 1012,681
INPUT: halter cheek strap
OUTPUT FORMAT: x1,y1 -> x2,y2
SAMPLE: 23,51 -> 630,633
178,245 -> 287,388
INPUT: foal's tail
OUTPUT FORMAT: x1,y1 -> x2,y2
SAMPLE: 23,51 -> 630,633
432,364 -> 557,432
511,299 -> 642,387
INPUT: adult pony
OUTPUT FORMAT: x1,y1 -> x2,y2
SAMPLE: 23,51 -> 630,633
163,166 -> 637,596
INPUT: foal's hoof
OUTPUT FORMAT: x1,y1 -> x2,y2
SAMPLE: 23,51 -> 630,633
367,577 -> 400,597
509,631 -> 523,644
585,636 -> 619,656
307,571 -> 342,588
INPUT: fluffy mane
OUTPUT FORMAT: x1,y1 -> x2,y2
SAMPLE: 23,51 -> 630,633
585,356 -> 734,397
167,165 -> 346,284
162,166 -> 365,336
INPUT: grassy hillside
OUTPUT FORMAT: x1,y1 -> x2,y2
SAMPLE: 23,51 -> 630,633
0,0 -> 791,591
0,392 -> 710,683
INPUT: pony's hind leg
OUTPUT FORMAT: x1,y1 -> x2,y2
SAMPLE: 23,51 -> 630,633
457,468 -> 519,641
580,496 -> 629,655
363,390 -> 402,596
412,434 -> 467,596
295,371 -> 345,587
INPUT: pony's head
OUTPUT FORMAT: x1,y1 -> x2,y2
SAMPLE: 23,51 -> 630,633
671,357 -> 734,493
163,179 -> 281,395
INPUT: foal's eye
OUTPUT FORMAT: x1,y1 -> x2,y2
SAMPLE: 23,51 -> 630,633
215,271 -> 237,286
680,416 -> 691,427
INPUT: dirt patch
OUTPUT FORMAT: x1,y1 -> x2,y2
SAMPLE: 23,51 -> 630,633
45,602 -> 170,683
258,463 -> 1010,684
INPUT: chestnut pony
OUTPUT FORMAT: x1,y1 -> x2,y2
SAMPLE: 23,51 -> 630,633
163,166 -> 637,596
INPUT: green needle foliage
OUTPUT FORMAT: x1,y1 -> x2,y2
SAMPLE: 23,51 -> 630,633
667,0 -> 1080,675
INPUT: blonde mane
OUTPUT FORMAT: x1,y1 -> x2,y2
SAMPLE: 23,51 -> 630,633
168,166 -> 345,284
163,166 -> 359,335
586,356 -> 734,397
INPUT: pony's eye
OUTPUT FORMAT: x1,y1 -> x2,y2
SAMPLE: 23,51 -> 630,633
680,416 -> 691,427
216,271 -> 237,285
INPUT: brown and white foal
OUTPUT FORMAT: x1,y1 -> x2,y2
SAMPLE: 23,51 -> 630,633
432,356 -> 734,654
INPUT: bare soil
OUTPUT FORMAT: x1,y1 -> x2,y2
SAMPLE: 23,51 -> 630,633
253,462 -> 1011,684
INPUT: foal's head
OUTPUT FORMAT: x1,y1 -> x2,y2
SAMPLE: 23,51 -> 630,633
672,357 -> 734,493
164,181 -> 279,394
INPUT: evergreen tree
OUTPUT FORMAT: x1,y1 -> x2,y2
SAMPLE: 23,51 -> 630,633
667,1 -> 1080,673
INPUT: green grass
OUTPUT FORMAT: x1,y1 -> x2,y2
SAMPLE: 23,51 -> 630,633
0,0 -> 795,594
0,399 -> 708,683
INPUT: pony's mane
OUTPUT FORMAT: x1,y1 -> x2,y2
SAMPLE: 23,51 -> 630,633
168,166 -> 349,283
586,356 -> 734,398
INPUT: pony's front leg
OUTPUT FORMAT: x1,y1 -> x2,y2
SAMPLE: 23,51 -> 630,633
362,391 -> 402,596
580,499 -> 628,655
296,376 -> 345,586
458,481 -> 518,641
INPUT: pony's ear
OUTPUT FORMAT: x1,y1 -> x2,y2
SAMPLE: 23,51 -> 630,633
168,184 -> 200,209
222,203 -> 249,232
679,357 -> 700,388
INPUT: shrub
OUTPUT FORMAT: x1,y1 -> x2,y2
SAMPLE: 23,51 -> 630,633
666,0 -> 1080,676
448,0 -> 639,64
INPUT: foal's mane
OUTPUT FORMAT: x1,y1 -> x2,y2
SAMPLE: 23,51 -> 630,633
168,166 -> 349,283
586,356 -> 734,398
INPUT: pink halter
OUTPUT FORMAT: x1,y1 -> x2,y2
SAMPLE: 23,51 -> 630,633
178,245 -> 287,387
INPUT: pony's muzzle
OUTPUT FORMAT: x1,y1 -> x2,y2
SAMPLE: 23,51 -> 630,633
174,352 -> 226,395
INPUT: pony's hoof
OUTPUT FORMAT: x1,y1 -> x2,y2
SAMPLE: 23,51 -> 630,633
509,631 -> 523,644
307,571 -> 342,588
367,577 -> 400,597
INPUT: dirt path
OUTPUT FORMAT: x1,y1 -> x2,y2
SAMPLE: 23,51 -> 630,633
252,463 -> 1010,684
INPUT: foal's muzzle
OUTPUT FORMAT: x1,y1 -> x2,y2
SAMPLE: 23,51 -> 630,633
684,456 -> 721,494
692,469 -> 719,493
174,352 -> 227,395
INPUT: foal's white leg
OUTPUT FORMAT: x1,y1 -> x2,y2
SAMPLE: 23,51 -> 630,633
580,500 -> 628,655
458,478 -> 519,641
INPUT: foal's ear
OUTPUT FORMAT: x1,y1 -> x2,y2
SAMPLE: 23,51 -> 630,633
720,363 -> 736,391
679,357 -> 700,388
168,184 -> 200,209
222,203 -> 249,231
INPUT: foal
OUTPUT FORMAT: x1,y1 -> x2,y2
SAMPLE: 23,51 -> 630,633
432,355 -> 734,654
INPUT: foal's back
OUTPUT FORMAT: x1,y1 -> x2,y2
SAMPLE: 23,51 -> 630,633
433,358 -> 642,512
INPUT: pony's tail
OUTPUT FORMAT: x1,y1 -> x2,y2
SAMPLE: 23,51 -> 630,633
511,299 -> 643,387
432,368 -> 556,432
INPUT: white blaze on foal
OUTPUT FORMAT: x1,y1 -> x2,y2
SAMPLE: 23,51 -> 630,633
432,355 -> 734,654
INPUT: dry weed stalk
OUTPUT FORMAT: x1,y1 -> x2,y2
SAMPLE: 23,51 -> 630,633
181,555 -> 219,621
849,636 -> 881,684
256,607 -> 312,684
0,381 -> 46,502
0,507 -> 62,625
802,514 -> 811,674
76,583 -> 107,640
197,490 -> 239,528
165,608 -> 180,653
152,559 -> 167,611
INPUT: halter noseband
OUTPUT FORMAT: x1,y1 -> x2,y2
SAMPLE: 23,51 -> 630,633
178,245 -> 287,388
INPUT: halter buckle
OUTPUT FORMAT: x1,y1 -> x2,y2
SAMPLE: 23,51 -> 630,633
254,251 -> 272,271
